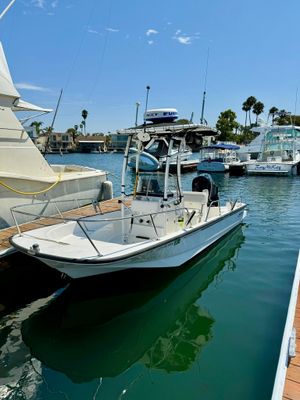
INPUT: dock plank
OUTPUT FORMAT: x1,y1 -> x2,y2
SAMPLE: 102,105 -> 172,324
283,379 -> 300,400
283,285 -> 300,399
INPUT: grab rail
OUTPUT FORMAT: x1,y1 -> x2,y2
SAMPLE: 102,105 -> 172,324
205,200 -> 221,222
10,197 -> 228,257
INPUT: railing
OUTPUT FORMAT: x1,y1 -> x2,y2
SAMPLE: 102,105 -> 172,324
10,197 -> 215,257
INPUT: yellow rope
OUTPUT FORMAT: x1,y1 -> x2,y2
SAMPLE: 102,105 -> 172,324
0,173 -> 62,195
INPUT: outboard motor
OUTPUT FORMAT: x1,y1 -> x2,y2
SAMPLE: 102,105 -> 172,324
192,173 -> 219,206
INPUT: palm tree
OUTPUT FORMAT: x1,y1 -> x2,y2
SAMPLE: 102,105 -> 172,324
268,106 -> 278,125
242,101 -> 251,127
30,121 -> 43,135
66,127 -> 77,143
252,101 -> 264,125
44,126 -> 53,133
245,96 -> 257,125
81,109 -> 88,135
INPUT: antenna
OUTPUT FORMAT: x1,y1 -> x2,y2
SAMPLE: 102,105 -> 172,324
144,86 -> 150,125
0,0 -> 16,20
200,48 -> 210,125
50,88 -> 63,131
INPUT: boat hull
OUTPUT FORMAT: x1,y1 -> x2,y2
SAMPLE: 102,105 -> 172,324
0,173 -> 108,229
14,206 -> 246,279
246,161 -> 299,176
197,161 -> 228,172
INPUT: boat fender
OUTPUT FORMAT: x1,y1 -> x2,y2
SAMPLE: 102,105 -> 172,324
99,180 -> 113,201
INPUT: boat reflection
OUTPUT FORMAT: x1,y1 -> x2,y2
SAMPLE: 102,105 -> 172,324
21,227 -> 245,383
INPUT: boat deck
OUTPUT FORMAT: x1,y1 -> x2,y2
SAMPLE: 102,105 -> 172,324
0,198 -> 125,258
283,288 -> 300,399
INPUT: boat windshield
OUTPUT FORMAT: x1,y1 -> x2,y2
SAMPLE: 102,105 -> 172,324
136,172 -> 177,198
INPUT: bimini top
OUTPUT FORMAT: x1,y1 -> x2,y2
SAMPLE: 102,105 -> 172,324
201,143 -> 240,150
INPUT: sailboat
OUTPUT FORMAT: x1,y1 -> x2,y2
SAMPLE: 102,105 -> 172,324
0,41 -> 112,240
10,128 -> 247,278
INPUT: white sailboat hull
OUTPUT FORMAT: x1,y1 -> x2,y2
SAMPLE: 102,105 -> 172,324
11,206 -> 246,279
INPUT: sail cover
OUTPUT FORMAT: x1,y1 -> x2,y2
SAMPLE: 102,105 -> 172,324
0,41 -> 20,107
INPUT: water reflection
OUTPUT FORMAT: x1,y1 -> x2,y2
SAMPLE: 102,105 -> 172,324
21,227 -> 245,383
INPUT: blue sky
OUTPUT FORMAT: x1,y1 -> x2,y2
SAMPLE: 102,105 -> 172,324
2,0 -> 300,133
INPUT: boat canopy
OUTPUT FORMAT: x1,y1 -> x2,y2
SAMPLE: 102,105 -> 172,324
201,143 -> 240,150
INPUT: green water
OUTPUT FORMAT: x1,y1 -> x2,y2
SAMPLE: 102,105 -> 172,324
1,153 -> 300,399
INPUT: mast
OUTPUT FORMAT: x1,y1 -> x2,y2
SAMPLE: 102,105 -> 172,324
200,48 -> 210,125
200,91 -> 206,125
43,89 -> 63,155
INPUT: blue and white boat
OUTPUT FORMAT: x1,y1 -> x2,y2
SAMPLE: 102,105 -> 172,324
197,143 -> 241,173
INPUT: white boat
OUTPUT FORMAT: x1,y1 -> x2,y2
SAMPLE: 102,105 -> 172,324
10,130 -> 247,279
197,143 -> 241,172
246,126 -> 300,176
0,42 -> 112,237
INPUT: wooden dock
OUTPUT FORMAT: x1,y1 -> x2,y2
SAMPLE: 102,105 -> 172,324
283,287 -> 300,399
272,251 -> 300,399
0,198 -> 125,258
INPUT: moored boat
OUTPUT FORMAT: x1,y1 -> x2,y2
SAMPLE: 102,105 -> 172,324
246,126 -> 300,176
0,41 -> 112,239
10,129 -> 246,278
197,143 -> 241,173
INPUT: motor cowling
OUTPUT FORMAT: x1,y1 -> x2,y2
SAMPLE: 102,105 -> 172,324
192,174 -> 219,205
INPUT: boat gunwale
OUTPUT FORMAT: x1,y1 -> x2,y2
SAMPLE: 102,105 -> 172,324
9,204 -> 246,265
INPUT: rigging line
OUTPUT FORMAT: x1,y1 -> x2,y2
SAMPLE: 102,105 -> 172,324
62,0 -> 98,94
84,0 -> 113,105
0,0 -> 16,20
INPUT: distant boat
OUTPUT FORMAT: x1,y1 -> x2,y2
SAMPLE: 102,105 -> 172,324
246,126 -> 300,176
197,143 -> 241,173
